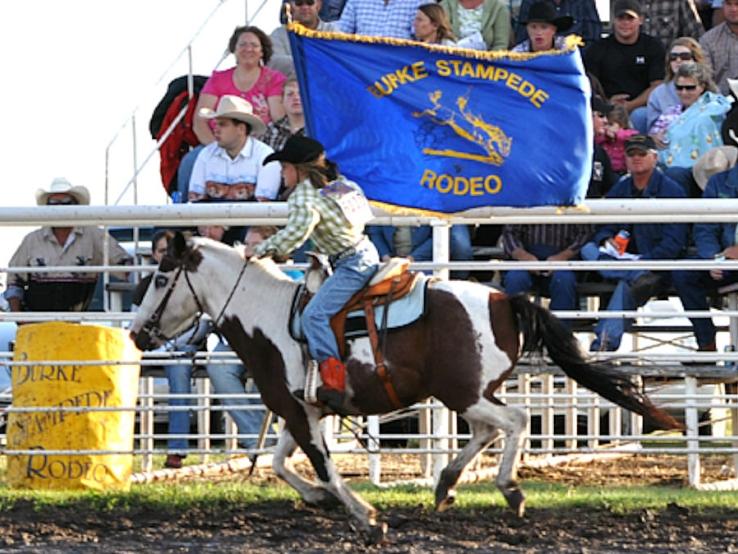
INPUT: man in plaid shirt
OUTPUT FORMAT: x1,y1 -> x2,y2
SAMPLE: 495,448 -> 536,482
255,136 -> 379,412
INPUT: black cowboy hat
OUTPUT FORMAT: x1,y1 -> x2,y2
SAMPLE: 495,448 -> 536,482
263,135 -> 324,165
523,1 -> 573,32
591,96 -> 613,116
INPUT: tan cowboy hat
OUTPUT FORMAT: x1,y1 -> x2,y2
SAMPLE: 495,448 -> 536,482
692,146 -> 738,190
35,177 -> 90,206
199,95 -> 266,137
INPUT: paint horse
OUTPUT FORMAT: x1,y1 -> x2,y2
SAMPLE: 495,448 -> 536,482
129,234 -> 681,544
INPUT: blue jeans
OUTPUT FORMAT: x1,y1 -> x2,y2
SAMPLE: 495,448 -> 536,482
165,361 -> 193,451
303,237 -> 379,361
206,341 -> 266,449
175,145 -> 204,203
503,244 -> 578,316
672,268 -> 738,348
581,241 -> 651,351
630,107 -> 648,134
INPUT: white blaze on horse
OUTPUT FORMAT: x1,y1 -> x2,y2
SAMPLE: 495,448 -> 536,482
129,233 -> 681,544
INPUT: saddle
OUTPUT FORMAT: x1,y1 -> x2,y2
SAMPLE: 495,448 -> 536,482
330,258 -> 421,409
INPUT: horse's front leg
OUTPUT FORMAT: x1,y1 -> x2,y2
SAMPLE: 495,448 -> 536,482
285,405 -> 386,544
272,429 -> 337,507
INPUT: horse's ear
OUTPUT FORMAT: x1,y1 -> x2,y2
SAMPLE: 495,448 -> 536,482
171,231 -> 188,258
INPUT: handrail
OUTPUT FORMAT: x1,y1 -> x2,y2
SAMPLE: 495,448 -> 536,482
105,0 -> 274,207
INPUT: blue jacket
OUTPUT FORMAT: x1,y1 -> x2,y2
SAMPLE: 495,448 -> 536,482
694,165 -> 738,259
592,170 -> 688,260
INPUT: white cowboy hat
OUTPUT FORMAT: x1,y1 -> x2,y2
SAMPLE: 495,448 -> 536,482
199,95 -> 266,137
35,177 -> 91,206
692,146 -> 738,190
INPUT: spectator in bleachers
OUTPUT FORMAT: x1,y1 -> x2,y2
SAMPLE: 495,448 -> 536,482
640,0 -> 704,49
512,0 -> 572,51
262,79 -> 305,153
597,104 -> 639,174
646,37 -> 708,131
590,96 -> 618,197
699,0 -> 738,95
413,4 -> 460,44
584,0 -> 666,134
178,26 -> 287,202
194,26 -> 286,145
338,0 -> 424,38
671,145 -> 738,355
131,230 -> 211,469
412,3 -> 487,48
501,223 -> 591,325
271,0 -> 338,75
580,135 -> 688,352
514,0 -> 602,48
204,225 -> 274,451
5,178 -> 131,315
439,0 -> 510,50
188,95 -> 281,203
653,62 -> 730,196
367,224 -> 474,278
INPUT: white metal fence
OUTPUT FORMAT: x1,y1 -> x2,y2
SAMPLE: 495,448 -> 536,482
1,202 -> 738,489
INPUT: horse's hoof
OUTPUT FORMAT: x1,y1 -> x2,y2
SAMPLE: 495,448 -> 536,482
504,488 -> 526,518
363,522 -> 388,545
435,490 -> 456,512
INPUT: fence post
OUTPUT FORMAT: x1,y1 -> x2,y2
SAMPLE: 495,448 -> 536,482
685,376 -> 701,487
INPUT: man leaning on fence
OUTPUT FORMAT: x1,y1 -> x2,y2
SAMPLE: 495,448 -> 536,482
4,178 -> 131,315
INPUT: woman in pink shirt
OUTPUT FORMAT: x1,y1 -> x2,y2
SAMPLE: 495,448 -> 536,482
194,26 -> 287,144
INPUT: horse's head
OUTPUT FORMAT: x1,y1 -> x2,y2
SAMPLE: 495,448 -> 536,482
129,232 -> 205,351
304,252 -> 332,294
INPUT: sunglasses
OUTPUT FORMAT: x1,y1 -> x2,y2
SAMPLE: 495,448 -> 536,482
293,0 -> 315,5
47,198 -> 78,206
669,52 -> 693,61
675,84 -> 698,91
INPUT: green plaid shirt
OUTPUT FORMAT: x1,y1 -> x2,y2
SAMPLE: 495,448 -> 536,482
255,177 -> 366,258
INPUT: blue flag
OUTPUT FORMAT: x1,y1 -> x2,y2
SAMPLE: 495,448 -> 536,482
289,26 -> 592,214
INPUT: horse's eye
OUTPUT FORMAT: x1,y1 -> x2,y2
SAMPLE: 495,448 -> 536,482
154,274 -> 169,288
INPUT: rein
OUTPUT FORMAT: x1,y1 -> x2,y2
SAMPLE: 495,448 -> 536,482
213,257 -> 249,327
142,256 -> 248,343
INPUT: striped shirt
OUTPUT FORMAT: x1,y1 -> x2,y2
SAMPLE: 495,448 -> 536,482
337,0 -> 423,38
700,22 -> 738,96
502,224 -> 593,258
255,177 -> 367,258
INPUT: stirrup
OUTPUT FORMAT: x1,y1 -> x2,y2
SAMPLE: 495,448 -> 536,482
304,359 -> 320,405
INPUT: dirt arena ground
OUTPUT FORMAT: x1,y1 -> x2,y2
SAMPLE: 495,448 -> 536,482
1,455 -> 737,553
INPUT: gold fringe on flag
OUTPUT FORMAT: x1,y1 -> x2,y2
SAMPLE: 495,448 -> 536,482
287,22 -> 583,61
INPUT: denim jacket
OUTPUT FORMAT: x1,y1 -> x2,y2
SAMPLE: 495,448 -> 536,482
592,170 -> 688,260
694,165 -> 738,259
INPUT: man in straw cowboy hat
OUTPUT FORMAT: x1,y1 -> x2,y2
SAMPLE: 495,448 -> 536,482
187,94 -> 281,203
4,178 -> 131,314
672,145 -> 738,356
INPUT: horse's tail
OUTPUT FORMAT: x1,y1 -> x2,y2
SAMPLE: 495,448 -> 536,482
507,294 -> 683,431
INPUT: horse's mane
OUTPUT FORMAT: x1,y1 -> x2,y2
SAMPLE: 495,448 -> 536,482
189,237 -> 293,282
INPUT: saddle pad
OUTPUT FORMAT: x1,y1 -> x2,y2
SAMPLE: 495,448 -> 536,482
291,275 -> 429,341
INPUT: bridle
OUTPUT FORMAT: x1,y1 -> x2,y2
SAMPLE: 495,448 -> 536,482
140,256 -> 249,344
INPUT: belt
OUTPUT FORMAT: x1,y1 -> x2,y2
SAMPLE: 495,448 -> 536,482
329,238 -> 366,266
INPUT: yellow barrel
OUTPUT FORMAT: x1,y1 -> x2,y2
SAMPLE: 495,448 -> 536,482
6,322 -> 141,491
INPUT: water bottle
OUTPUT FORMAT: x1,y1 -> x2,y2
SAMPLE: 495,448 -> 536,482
613,230 -> 630,255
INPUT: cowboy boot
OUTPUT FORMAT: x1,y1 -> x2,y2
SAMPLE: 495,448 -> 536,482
316,357 -> 347,414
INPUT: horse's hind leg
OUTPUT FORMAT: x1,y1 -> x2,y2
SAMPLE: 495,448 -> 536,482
435,419 -> 500,512
272,430 -> 337,506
